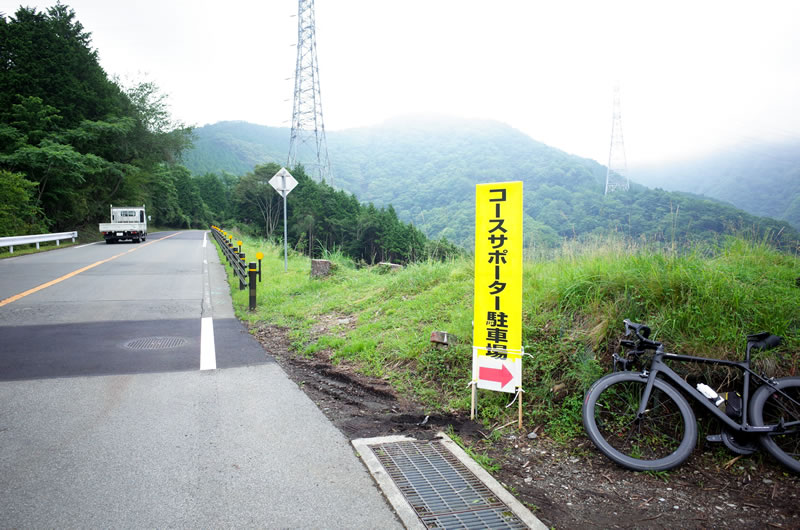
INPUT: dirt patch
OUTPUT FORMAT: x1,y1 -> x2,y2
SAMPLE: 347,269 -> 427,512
252,324 -> 799,529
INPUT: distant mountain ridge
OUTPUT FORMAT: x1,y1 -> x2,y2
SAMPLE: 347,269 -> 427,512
183,118 -> 798,248
182,121 -> 289,175
633,141 -> 800,230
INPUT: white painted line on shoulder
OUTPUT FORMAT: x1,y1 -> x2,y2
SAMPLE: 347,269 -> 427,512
75,242 -> 99,248
203,231 -> 207,248
200,317 -> 217,371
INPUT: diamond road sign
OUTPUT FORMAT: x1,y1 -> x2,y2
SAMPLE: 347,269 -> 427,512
268,167 -> 298,197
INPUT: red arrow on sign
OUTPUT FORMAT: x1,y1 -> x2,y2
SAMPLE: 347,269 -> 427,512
479,364 -> 513,388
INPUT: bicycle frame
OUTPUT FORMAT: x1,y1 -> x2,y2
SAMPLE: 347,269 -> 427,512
635,346 -> 777,434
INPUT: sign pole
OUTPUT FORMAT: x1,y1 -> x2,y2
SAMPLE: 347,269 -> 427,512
269,168 -> 297,273
282,180 -> 288,273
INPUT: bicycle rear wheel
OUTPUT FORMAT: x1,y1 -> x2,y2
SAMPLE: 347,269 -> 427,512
582,372 -> 697,471
749,376 -> 800,474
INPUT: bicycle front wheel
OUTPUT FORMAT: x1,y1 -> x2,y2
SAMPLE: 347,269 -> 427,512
750,376 -> 800,474
582,372 -> 697,471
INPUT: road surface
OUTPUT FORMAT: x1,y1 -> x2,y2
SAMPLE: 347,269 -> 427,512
0,231 -> 400,528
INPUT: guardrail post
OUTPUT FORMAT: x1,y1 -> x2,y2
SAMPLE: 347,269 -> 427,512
239,252 -> 246,290
248,262 -> 257,310
256,252 -> 263,282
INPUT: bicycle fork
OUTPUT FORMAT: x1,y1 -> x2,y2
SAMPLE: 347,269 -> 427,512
635,368 -> 658,420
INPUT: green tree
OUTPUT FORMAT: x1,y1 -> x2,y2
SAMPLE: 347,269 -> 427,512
0,6 -> 195,234
232,164 -> 283,239
0,5 -> 128,127
196,172 -> 231,221
0,169 -> 46,236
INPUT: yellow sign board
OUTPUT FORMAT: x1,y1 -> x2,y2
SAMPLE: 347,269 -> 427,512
472,182 -> 523,392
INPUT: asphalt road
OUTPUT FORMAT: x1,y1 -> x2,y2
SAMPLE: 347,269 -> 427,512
0,231 -> 401,528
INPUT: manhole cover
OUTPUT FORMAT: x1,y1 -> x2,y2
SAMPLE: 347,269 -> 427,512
124,337 -> 187,350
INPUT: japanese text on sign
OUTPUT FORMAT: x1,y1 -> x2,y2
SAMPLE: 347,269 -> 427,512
472,181 -> 523,364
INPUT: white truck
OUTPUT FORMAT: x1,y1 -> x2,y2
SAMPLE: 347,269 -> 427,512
99,205 -> 149,244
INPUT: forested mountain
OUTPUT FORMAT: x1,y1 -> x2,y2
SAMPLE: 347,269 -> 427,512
633,142 -> 800,230
5,4 -> 794,257
184,118 -> 799,249
0,5 -> 453,265
182,121 -> 289,176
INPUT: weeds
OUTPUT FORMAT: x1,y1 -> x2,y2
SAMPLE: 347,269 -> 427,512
447,428 -> 501,473
214,231 -> 800,442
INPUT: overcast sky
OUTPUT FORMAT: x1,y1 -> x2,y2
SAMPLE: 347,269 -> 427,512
4,0 -> 800,167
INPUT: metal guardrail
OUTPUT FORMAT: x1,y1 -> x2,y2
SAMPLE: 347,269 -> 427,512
0,231 -> 78,253
210,226 -> 262,310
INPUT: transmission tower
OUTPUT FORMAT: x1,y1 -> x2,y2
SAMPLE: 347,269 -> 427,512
604,84 -> 629,194
287,0 -> 332,184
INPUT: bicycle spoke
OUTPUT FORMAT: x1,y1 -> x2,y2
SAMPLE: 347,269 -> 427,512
594,380 -> 687,461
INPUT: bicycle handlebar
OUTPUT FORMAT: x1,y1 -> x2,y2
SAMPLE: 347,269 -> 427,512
623,319 -> 662,350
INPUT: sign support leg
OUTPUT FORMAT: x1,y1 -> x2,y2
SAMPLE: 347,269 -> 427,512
470,382 -> 477,420
518,388 -> 523,430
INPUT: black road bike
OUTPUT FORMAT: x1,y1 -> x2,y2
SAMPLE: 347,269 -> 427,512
582,320 -> 800,472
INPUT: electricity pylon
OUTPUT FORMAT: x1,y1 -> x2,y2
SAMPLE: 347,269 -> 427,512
287,0 -> 332,184
605,84 -> 629,194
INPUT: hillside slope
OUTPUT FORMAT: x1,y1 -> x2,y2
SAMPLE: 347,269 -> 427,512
183,121 -> 289,176
185,118 -> 798,248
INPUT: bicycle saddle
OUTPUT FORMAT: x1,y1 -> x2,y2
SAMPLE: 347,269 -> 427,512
747,332 -> 783,352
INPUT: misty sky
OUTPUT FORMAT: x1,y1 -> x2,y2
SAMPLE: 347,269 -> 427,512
4,0 -> 799,167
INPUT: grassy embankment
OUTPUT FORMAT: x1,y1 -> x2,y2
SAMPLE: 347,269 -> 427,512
216,233 -> 799,441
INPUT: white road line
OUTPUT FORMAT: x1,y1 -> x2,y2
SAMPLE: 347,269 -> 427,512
203,231 -> 207,248
75,242 -> 100,249
200,317 -> 217,371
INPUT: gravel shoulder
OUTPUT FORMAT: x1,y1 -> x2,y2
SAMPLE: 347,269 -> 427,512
253,324 -> 799,529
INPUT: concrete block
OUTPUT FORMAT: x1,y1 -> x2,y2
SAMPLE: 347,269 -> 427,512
311,259 -> 334,277
377,262 -> 402,271
430,331 -> 455,347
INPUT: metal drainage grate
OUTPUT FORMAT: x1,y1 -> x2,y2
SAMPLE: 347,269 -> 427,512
124,337 -> 187,350
371,440 -> 528,529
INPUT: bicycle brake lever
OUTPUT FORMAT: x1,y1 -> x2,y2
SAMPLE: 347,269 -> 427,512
612,353 -> 630,372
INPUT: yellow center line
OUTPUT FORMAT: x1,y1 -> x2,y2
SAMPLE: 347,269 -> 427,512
0,232 -> 181,308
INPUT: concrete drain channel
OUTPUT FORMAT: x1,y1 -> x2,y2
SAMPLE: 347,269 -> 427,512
124,337 -> 187,350
353,433 -> 545,529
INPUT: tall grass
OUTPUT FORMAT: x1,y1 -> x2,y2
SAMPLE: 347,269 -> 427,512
214,229 -> 800,439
